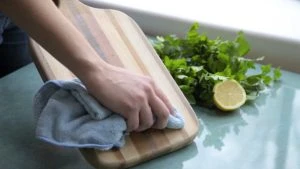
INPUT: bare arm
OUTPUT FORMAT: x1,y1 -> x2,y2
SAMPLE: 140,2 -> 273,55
0,0 -> 172,132
0,0 -> 106,78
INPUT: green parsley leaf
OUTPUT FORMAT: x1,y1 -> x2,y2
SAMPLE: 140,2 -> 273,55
273,67 -> 282,80
153,22 -> 281,107
235,31 -> 250,56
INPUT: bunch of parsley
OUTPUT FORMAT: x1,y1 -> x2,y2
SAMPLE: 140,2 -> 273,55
152,23 -> 281,107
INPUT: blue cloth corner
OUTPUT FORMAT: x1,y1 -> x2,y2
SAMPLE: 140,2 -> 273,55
33,79 -> 184,151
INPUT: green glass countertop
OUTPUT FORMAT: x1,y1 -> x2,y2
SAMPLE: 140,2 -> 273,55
0,64 -> 299,169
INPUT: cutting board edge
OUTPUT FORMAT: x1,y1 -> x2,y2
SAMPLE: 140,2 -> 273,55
80,133 -> 198,169
29,2 -> 201,168
29,39 -> 53,82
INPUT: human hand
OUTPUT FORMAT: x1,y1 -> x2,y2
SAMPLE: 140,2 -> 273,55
81,64 -> 173,132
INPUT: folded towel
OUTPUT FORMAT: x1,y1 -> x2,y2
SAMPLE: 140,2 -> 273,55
33,79 -> 184,151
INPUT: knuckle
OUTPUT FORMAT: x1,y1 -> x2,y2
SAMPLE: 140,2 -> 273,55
131,123 -> 139,131
122,111 -> 130,118
134,92 -> 146,103
143,120 -> 154,129
152,121 -> 165,129
144,76 -> 155,86
158,111 -> 169,121
142,83 -> 152,94
154,125 -> 164,130
127,118 -> 139,132
123,102 -> 136,112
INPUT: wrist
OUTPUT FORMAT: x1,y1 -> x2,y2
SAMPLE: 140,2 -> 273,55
75,58 -> 110,87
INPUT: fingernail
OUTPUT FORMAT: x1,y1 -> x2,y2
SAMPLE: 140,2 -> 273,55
170,107 -> 177,115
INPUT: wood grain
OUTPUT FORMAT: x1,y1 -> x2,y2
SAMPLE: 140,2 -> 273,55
30,0 -> 199,168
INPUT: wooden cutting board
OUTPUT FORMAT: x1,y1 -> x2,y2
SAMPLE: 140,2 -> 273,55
30,0 -> 199,168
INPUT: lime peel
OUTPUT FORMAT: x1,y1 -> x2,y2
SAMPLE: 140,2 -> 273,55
213,80 -> 246,111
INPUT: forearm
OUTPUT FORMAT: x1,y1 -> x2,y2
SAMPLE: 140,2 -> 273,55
0,0 -> 173,131
0,0 -> 108,79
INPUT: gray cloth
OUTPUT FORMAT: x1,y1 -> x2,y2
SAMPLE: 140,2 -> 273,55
33,79 -> 184,151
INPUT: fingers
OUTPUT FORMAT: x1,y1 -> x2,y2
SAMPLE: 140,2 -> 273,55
140,79 -> 171,130
153,85 -> 174,115
149,95 -> 170,129
126,77 -> 172,132
126,110 -> 139,132
136,104 -> 154,132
